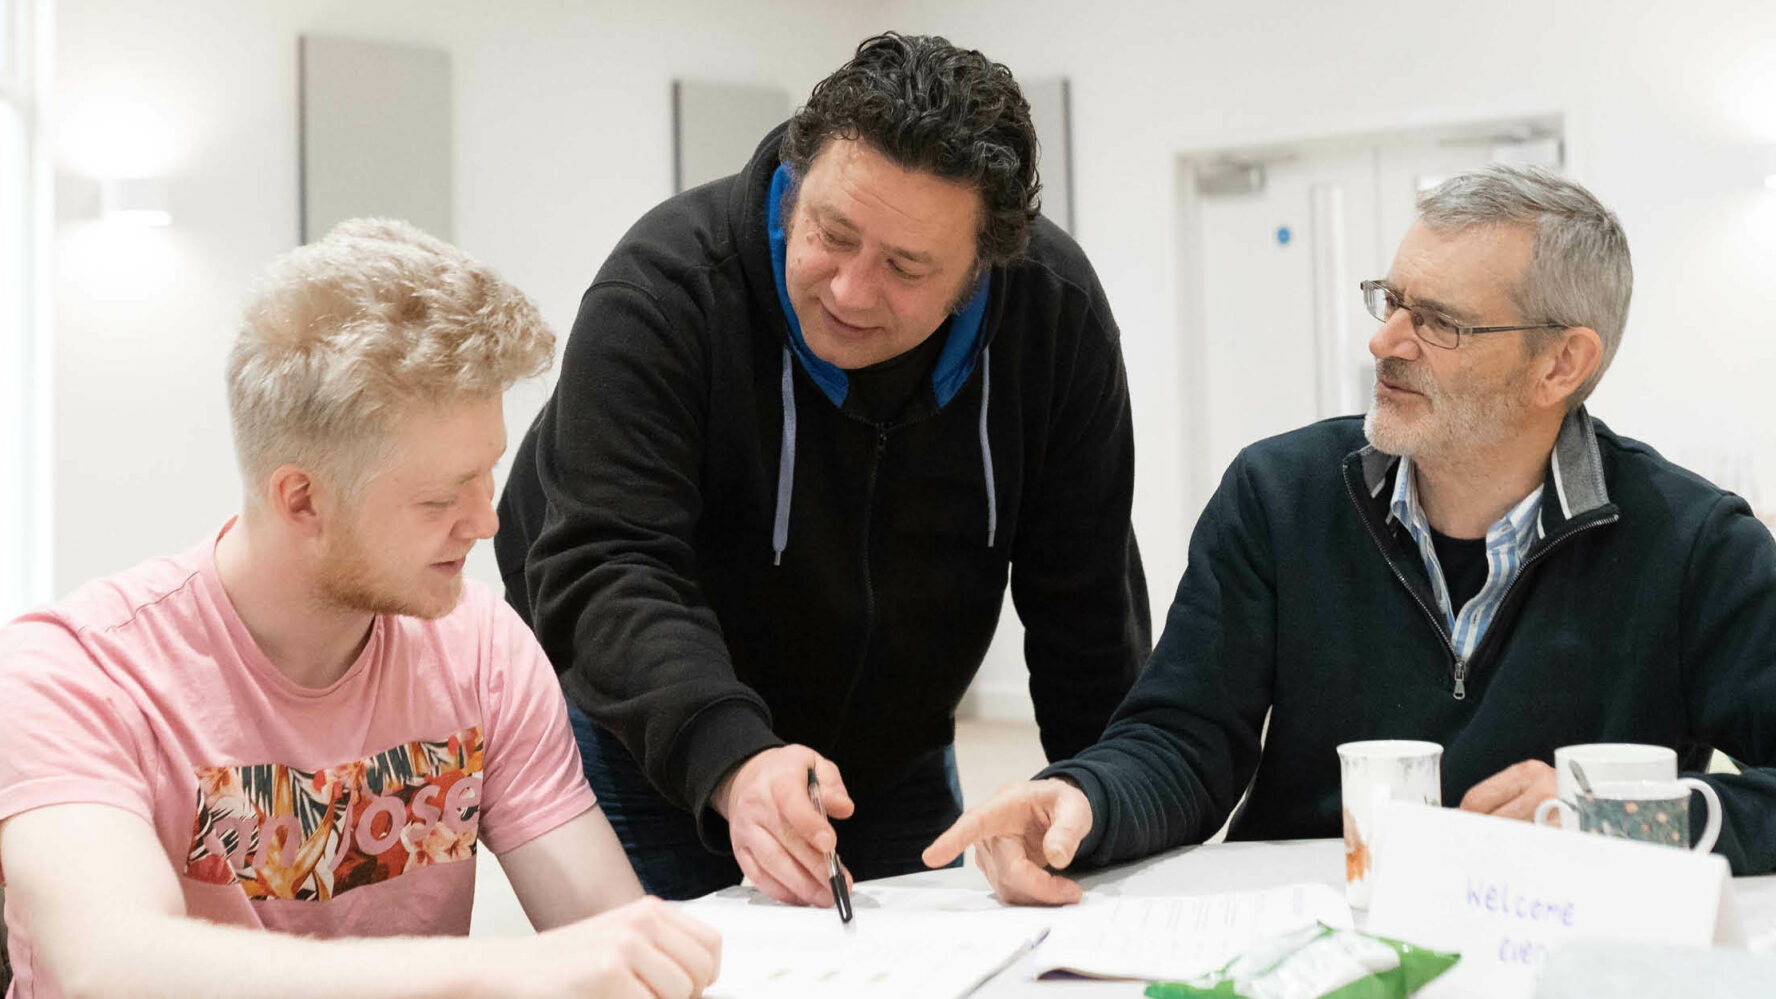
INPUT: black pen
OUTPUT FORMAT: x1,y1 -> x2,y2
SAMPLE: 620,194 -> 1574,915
806,766 -> 853,923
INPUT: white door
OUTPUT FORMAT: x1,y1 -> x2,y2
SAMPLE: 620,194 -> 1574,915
1183,131 -> 1561,512
1195,144 -> 1378,481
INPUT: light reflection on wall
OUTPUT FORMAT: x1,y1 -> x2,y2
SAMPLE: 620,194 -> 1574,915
56,95 -> 182,178
54,95 -> 187,300
56,220 -> 180,302
1716,44 -> 1776,146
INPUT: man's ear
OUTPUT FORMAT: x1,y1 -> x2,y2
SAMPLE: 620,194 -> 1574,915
1536,326 -> 1603,411
265,465 -> 324,538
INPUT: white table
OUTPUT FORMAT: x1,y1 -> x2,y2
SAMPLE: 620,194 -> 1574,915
864,838 -> 1776,996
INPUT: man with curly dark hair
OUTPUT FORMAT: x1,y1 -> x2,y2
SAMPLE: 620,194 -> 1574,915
496,33 -> 1150,905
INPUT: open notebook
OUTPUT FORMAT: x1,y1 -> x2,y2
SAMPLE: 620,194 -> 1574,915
678,881 -> 1352,996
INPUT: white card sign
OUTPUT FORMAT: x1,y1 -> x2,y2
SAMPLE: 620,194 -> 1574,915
1366,802 -> 1736,998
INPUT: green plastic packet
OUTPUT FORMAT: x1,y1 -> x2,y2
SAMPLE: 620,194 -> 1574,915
1143,922 -> 1460,999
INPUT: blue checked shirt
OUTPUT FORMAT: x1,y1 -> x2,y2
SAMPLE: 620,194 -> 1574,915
1387,457 -> 1544,661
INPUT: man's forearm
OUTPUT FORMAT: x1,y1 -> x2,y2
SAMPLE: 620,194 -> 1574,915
42,912 -> 519,999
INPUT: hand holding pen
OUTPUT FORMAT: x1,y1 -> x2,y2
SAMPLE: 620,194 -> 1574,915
807,766 -> 854,923
708,745 -> 855,908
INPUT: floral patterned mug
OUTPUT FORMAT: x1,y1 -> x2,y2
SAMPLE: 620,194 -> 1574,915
1544,777 -> 1722,853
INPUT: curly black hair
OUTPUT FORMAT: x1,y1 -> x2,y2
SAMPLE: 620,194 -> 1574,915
782,32 -> 1042,269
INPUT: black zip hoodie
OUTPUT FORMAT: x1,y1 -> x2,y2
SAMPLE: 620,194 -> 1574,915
496,124 -> 1150,848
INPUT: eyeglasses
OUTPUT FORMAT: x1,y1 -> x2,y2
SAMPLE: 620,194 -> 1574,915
1360,279 -> 1567,350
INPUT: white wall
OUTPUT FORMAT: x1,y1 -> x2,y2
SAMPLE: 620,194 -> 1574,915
893,0 -> 1776,719
50,0 -> 869,592
54,1 -> 306,589
891,0 -> 1776,549
49,2 -> 1776,719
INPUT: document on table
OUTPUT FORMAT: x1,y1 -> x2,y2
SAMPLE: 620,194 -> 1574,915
1031,882 -> 1354,981
679,888 -> 1051,999
678,881 -> 1349,994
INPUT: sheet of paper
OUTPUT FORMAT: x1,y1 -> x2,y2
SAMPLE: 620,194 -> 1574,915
847,882 -> 1010,912
679,890 -> 1052,999
1031,883 -> 1355,981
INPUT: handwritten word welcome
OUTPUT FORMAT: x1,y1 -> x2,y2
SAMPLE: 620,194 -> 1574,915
1466,877 -> 1577,969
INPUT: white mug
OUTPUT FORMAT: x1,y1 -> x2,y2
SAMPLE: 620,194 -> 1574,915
1534,743 -> 1677,830
1536,777 -> 1722,853
1338,740 -> 1442,910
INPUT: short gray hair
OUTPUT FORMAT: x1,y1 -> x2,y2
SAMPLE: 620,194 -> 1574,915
1417,164 -> 1632,407
227,218 -> 555,507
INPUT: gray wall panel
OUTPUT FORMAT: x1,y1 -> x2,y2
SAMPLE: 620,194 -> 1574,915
301,35 -> 452,242
673,79 -> 788,192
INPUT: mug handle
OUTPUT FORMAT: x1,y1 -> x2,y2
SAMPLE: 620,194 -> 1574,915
1679,777 -> 1722,853
1532,797 -> 1563,828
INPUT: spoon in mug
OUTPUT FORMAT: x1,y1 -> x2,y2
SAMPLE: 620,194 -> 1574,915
1569,758 -> 1596,800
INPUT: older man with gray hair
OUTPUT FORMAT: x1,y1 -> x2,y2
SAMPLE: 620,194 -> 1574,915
924,164 -> 1776,901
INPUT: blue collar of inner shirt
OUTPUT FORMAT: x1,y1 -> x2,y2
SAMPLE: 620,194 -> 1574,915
1388,456 -> 1543,552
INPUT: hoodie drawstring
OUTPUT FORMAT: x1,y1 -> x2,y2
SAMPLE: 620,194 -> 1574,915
772,347 -> 797,566
772,345 -> 997,564
978,346 -> 997,548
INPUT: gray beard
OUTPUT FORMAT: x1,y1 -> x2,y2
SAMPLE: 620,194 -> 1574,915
1363,357 -> 1531,459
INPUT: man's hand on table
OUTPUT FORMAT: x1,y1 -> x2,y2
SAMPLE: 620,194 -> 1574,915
516,896 -> 721,999
710,744 -> 854,906
1460,758 -> 1559,822
921,778 -> 1092,906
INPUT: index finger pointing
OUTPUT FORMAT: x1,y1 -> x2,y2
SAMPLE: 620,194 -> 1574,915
922,809 -> 987,869
925,792 -> 1045,869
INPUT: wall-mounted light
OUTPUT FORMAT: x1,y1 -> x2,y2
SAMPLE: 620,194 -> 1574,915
99,177 -> 171,226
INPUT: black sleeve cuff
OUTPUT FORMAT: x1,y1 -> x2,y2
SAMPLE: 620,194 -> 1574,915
1035,760 -> 1113,869
667,700 -> 785,854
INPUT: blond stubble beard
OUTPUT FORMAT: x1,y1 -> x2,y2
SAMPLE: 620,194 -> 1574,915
314,518 -> 461,620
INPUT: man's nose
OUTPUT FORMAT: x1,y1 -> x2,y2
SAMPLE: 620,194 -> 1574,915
463,500 -> 498,542
1369,308 -> 1421,361
828,255 -> 877,313
460,476 -> 499,541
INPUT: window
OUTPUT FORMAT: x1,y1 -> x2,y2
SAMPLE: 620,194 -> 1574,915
1,0 -> 49,622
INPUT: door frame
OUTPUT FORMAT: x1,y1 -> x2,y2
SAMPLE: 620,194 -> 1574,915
1172,113 -> 1565,525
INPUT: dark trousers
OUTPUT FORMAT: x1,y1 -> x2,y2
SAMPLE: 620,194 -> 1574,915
565,698 -> 964,900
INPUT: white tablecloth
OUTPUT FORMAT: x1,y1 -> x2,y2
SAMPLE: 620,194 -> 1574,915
864,838 -> 1776,996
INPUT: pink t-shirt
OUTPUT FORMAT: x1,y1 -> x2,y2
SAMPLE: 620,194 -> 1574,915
0,526 -> 596,999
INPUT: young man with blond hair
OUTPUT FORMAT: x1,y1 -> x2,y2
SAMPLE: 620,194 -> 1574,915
0,220 -> 719,999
